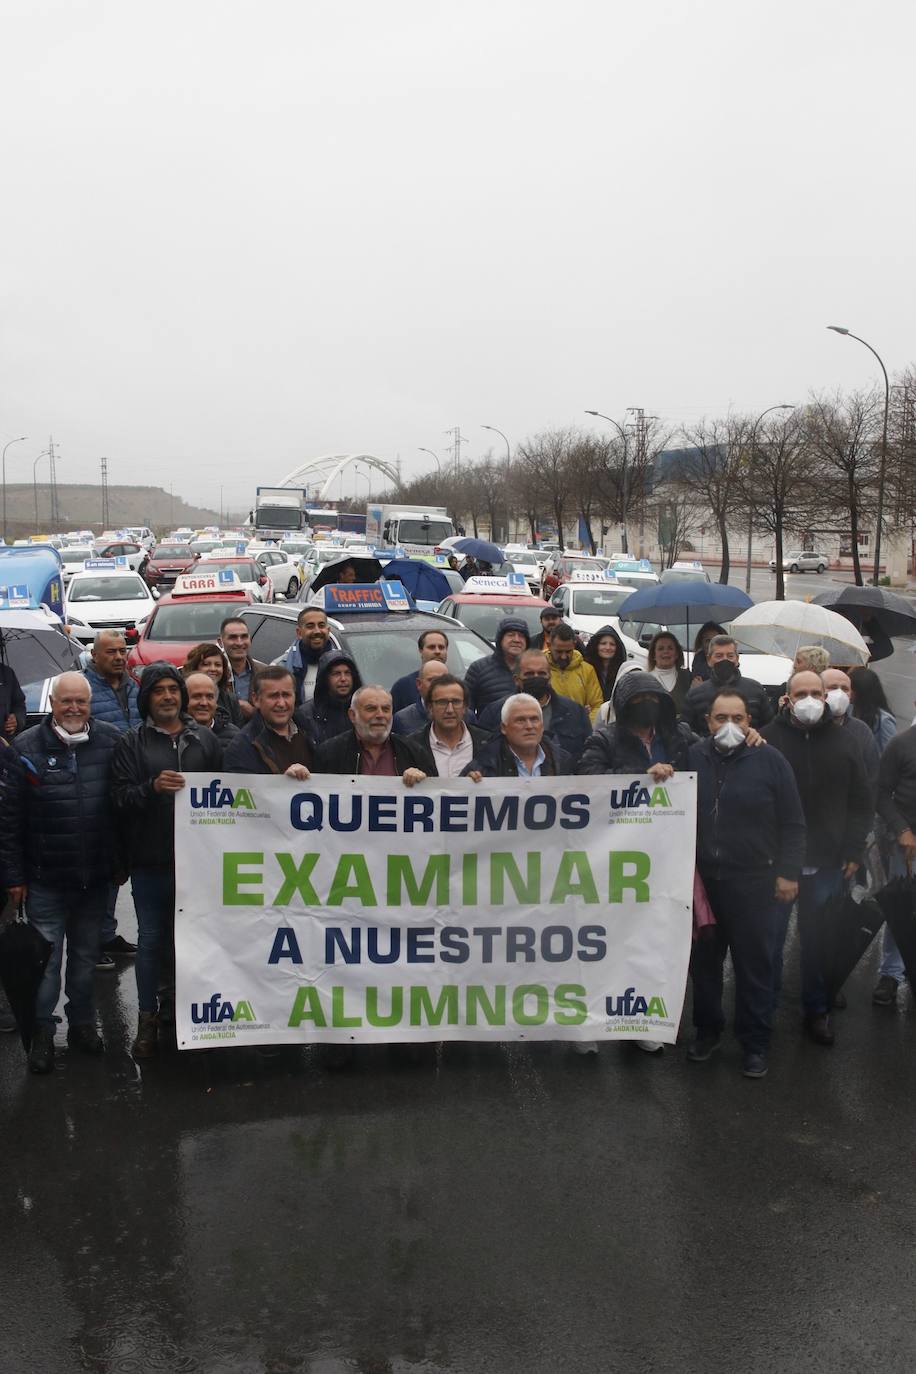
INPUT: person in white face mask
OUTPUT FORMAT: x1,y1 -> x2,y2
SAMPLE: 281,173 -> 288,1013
821,668 -> 880,795
761,671 -> 873,1048
686,690 -> 806,1080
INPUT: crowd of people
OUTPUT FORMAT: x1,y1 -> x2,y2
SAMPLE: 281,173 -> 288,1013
0,605 -> 910,1082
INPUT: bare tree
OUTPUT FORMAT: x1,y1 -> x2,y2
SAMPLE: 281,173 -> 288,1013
739,409 -> 819,600
652,483 -> 701,568
516,428 -> 579,550
806,388 -> 881,586
672,416 -> 749,583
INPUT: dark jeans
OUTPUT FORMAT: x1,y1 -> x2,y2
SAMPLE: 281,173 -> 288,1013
27,881 -> 107,1026
132,868 -> 175,1014
691,872 -> 788,1054
796,869 -> 844,1017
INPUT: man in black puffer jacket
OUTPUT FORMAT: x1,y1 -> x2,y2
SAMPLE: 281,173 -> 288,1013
0,671 -> 121,1073
463,617 -> 530,713
111,661 -> 222,1060
577,670 -> 696,777
297,648 -> 363,750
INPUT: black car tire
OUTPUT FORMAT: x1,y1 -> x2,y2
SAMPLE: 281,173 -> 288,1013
286,577 -> 299,597
789,563 -> 799,573
816,563 -> 825,573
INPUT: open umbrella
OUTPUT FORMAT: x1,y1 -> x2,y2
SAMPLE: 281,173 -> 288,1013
451,537 -> 505,565
0,914 -> 53,1051
377,558 -> 453,603
728,600 -> 869,666
309,554 -> 384,594
615,582 -> 753,639
810,586 -> 916,662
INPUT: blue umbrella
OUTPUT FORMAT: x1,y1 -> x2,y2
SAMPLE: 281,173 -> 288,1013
378,558 -> 453,603
451,537 -> 505,564
616,581 -> 753,633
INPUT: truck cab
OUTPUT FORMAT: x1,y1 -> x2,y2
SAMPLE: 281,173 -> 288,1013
366,505 -> 454,556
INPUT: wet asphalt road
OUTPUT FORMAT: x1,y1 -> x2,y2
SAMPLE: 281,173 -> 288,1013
2,569 -> 916,1373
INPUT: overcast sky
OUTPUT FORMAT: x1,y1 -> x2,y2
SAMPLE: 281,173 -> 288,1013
2,0 -> 913,513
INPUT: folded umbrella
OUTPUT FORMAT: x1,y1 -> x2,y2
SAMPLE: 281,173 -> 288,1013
873,877 -> 916,984
0,914 -> 53,1052
804,889 -> 885,1007
728,600 -> 870,666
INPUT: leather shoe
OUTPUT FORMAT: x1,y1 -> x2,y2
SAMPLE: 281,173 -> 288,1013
28,1024 -> 55,1074
805,1013 -> 834,1046
67,1024 -> 104,1055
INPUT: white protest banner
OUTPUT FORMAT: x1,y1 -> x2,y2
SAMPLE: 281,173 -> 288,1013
174,774 -> 696,1049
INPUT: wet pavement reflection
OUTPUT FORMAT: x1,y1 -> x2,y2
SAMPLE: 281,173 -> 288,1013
3,895 -> 916,1373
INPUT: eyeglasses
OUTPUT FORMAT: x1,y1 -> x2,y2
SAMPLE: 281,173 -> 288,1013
431,697 -> 464,710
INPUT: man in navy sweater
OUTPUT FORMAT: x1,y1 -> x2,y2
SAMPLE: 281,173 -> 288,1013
688,688 -> 806,1080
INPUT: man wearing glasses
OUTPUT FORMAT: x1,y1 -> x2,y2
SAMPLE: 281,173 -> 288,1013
406,674 -> 490,778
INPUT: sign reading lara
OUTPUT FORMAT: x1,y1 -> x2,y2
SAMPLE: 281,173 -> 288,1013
174,775 -> 697,1048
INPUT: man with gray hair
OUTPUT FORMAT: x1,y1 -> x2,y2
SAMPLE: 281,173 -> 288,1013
315,684 -> 432,780
0,671 -> 122,1073
463,693 -> 571,778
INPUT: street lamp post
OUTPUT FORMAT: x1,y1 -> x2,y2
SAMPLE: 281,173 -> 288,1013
745,404 -> 795,593
32,450 -> 50,530
481,426 -> 511,541
1,436 -> 27,543
585,410 -> 629,553
827,326 -> 890,584
418,447 -> 441,475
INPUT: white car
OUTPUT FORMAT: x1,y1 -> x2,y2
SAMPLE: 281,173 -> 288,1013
549,579 -> 648,664
254,548 -> 303,599
58,546 -> 97,587
65,566 -> 158,646
769,550 -> 828,574
506,549 -> 542,591
197,554 -> 273,602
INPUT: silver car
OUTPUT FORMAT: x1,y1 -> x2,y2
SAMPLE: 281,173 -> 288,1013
769,550 -> 828,573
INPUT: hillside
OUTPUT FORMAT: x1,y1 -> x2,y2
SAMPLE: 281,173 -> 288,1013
1,484 -> 230,538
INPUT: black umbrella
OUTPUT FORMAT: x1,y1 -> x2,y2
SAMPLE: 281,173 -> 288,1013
810,586 -> 916,657
0,914 -> 53,1051
804,889 -> 885,1007
309,555 -> 384,594
873,877 -> 916,983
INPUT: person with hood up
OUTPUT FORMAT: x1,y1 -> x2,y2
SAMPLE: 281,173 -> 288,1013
547,624 -> 608,721
111,662 -> 222,1060
681,635 -> 773,735
582,625 -> 629,704
464,616 -> 530,713
277,606 -> 333,706
298,649 -> 363,749
477,648 -> 591,764
224,666 -> 315,775
761,670 -> 872,1046
687,688 -> 806,1080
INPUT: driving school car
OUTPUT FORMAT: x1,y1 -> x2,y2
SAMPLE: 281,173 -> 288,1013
126,569 -> 253,676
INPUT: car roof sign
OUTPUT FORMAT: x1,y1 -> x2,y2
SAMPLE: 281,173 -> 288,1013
0,583 -> 34,608
172,570 -> 241,595
316,580 -> 417,613
462,575 -> 529,595
82,558 -> 118,570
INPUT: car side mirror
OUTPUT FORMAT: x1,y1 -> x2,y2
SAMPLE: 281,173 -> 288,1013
151,587 -> 160,599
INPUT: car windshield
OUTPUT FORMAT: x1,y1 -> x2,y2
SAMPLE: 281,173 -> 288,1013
397,519 -> 453,547
561,558 -> 603,574
204,560 -> 260,581
146,600 -> 247,640
155,545 -> 194,559
345,626 -> 489,682
570,587 -> 632,616
69,576 -> 149,602
510,553 -> 538,566
447,601 -> 545,643
60,549 -> 94,564
281,542 -> 313,555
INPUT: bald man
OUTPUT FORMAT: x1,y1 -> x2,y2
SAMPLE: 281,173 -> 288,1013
391,659 -> 452,736
0,672 -> 123,1073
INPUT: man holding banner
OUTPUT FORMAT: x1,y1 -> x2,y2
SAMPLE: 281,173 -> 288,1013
316,685 -> 431,780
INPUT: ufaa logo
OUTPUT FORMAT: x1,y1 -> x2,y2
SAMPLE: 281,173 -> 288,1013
605,987 -> 668,1019
608,782 -> 671,812
191,994 -> 256,1024
189,779 -> 255,810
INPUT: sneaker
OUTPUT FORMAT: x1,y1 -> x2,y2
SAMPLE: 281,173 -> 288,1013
805,1013 -> 835,1046
832,989 -> 847,1010
687,1033 -> 722,1062
101,935 -> 137,958
0,1010 -> 17,1034
572,1040 -> 599,1055
872,975 -> 899,1007
67,1023 -> 104,1055
95,951 -> 116,972
28,1024 -> 55,1075
131,1012 -> 159,1059
633,1038 -> 664,1054
742,1052 -> 768,1079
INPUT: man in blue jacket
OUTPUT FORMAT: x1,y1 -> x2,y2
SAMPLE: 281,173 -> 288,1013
463,617 -> 530,713
84,630 -> 141,964
390,629 -> 450,712
688,688 -> 806,1079
0,672 -> 122,1074
477,648 -> 591,764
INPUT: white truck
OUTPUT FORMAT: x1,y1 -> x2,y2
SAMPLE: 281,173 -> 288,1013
252,487 -> 309,539
365,504 -> 454,555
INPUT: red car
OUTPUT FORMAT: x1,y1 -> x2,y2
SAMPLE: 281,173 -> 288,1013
145,542 -> 199,589
437,590 -> 551,646
540,554 -> 607,598
126,572 -> 253,678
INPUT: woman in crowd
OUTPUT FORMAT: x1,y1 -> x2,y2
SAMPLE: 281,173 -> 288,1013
181,643 -> 243,726
647,631 -> 694,713
582,625 -> 628,703
690,622 -> 727,681
849,666 -> 896,753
